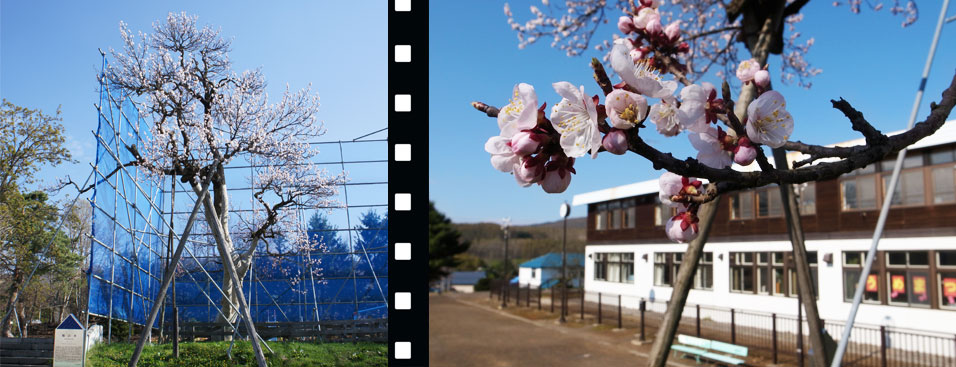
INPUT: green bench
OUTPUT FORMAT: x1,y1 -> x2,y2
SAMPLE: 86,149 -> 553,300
672,334 -> 748,366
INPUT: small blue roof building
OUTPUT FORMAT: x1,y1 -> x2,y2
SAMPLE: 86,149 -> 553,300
518,252 -> 584,288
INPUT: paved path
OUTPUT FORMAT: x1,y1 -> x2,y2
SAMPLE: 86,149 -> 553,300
429,293 -> 692,367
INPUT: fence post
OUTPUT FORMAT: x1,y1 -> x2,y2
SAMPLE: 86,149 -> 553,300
618,294 -> 622,329
598,293 -> 602,324
798,302 -> 804,367
526,284 -> 530,307
580,289 -> 585,320
696,304 -> 701,337
538,286 -> 542,310
640,299 -> 646,342
551,286 -> 555,313
881,326 -> 887,367
772,313 -> 778,365
731,308 -> 736,344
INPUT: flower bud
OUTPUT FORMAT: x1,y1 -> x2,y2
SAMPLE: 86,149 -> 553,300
645,18 -> 663,35
514,156 -> 544,186
541,167 -> 572,193
617,16 -> 636,34
754,69 -> 770,88
640,0 -> 661,8
666,211 -> 699,243
663,21 -> 680,43
602,129 -> 629,155
733,141 -> 757,166
633,8 -> 659,30
510,130 -> 541,156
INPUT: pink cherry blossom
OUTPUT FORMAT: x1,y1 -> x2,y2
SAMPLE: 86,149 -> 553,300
658,171 -> 685,206
632,7 -> 660,30
617,16 -> 636,34
605,89 -> 648,130
550,82 -> 601,159
602,129 -> 629,155
689,126 -> 734,168
484,136 -> 519,172
510,130 -> 542,156
746,91 -> 794,148
733,137 -> 757,166
666,210 -> 699,243
610,42 -> 678,98
498,83 -> 538,137
646,18 -> 663,35
663,21 -> 681,44
736,58 -> 761,83
649,100 -> 681,136
514,156 -> 545,186
754,69 -> 770,88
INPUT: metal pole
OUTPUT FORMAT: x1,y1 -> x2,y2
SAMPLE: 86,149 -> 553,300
617,294 -> 622,329
731,308 -> 736,344
500,221 -> 509,309
640,299 -> 646,341
832,2 -> 951,366
538,285 -> 542,310
560,205 -> 568,323
580,289 -> 585,320
772,313 -> 778,364
598,293 -> 602,324
696,304 -> 701,337
881,326 -> 888,367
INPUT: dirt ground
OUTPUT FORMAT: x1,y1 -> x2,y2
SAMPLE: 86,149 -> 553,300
428,292 -> 698,367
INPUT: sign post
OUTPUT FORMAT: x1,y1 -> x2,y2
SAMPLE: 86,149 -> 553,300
54,314 -> 85,367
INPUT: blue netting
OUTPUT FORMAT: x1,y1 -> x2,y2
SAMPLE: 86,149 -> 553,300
87,57 -> 166,328
87,56 -> 388,330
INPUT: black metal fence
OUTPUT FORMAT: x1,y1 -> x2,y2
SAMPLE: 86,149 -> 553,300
489,281 -> 956,366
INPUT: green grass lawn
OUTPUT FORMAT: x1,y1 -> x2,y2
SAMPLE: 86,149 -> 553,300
86,340 -> 387,367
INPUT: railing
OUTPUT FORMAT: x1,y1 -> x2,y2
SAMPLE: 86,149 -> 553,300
488,281 -> 956,366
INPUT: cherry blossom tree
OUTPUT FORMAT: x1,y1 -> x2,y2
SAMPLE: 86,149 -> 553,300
476,1 -> 954,366
101,12 -> 342,366
504,0 -> 916,88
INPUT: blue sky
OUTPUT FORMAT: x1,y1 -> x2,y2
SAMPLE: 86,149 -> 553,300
429,1 -> 956,225
1,1 -> 387,228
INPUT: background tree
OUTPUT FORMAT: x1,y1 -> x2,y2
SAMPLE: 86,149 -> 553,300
0,190 -> 81,337
103,12 -> 343,334
0,99 -> 73,197
428,202 -> 471,282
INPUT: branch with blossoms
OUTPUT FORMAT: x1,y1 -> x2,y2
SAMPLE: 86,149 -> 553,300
477,1 -> 956,243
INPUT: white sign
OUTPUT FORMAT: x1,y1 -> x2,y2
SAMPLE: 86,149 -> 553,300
54,314 -> 84,367
54,329 -> 84,367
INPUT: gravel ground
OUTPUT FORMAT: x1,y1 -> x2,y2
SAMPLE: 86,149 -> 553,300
428,292 -> 696,367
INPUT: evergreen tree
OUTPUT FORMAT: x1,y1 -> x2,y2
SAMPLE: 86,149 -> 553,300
428,202 -> 469,282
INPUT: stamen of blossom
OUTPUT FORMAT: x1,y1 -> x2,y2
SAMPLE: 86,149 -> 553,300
746,90 -> 794,148
497,83 -> 538,138
649,100 -> 680,136
550,82 -> 601,159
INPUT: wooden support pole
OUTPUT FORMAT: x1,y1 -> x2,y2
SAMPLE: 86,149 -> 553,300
129,181 -> 209,367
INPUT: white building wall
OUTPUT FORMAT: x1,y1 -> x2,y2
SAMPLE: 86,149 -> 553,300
584,236 -> 956,335
518,267 -> 543,287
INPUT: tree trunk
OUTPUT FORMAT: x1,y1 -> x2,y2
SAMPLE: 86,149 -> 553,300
646,196 -> 722,366
0,270 -> 22,337
772,148 -> 828,367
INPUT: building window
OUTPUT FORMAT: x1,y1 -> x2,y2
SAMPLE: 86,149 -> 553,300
886,251 -> 931,307
843,251 -> 881,303
730,191 -> 754,220
623,199 -> 636,229
594,252 -> 633,283
841,165 -> 878,210
531,268 -> 537,279
732,251 -> 817,297
654,252 -> 712,290
655,199 -> 675,227
795,182 -> 816,215
608,201 -> 621,230
930,147 -> 956,204
595,203 -> 607,230
756,186 -> 783,218
939,250 -> 956,310
881,156 -> 925,207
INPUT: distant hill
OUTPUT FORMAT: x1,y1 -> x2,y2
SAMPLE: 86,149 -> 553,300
454,217 -> 587,264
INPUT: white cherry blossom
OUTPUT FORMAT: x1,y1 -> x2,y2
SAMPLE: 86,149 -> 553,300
689,126 -> 733,168
550,81 -> 600,159
484,136 -> 519,172
497,83 -> 539,137
648,100 -> 681,136
746,91 -> 794,148
605,89 -> 648,129
736,58 -> 761,83
677,82 -> 716,133
610,42 -> 678,98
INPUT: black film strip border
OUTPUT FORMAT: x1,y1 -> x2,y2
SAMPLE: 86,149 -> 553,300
389,0 -> 427,365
